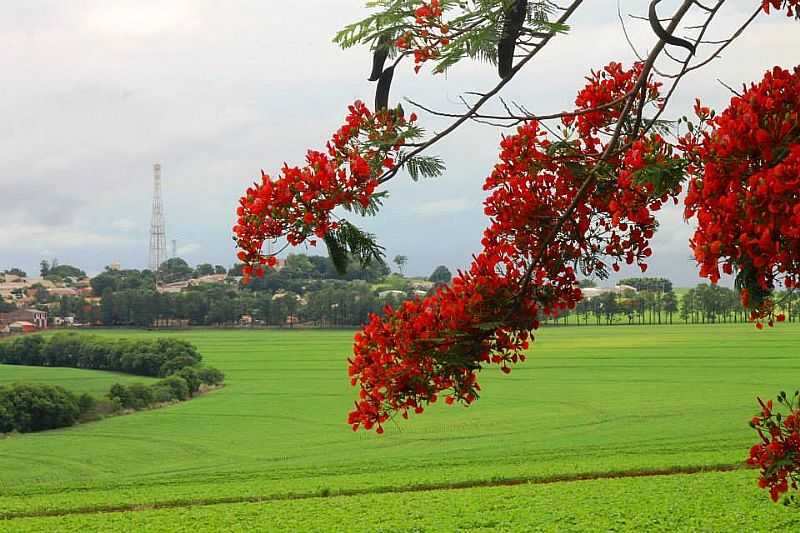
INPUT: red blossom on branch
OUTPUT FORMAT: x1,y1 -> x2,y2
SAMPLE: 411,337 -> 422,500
762,0 -> 800,17
346,61 -> 685,432
749,392 -> 800,503
233,101 -> 417,282
683,66 -> 800,324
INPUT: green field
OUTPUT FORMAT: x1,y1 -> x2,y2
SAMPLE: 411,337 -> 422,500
1,325 -> 799,531
0,364 -> 156,397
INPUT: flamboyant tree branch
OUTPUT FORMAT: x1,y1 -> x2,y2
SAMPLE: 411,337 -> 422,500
377,0 -> 584,185
513,0 -> 700,298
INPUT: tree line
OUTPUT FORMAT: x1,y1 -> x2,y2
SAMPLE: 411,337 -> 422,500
0,334 -> 224,434
553,278 -> 799,326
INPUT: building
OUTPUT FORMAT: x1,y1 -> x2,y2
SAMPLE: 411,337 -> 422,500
9,321 -> 37,333
581,285 -> 639,300
378,289 -> 405,299
52,316 -> 76,327
0,309 -> 48,329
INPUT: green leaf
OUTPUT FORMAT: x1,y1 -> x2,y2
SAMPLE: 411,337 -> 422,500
323,221 -> 387,275
405,155 -> 446,181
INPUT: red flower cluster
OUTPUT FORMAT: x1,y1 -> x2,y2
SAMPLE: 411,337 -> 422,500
749,393 -> 800,502
234,101 -> 417,282
347,62 -> 684,432
567,62 -> 662,151
762,0 -> 800,17
395,1 -> 450,73
347,254 -> 537,433
683,66 -> 800,322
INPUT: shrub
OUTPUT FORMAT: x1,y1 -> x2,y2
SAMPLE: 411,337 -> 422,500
175,367 -> 202,396
127,383 -> 156,410
160,355 -> 201,377
748,391 -> 800,503
198,367 -> 225,387
0,383 -> 80,433
156,375 -> 190,402
77,393 -> 97,416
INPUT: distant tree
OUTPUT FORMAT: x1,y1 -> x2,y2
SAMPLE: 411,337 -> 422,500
214,265 -> 227,275
578,279 -> 597,288
597,291 -> 619,325
393,255 -> 408,276
195,263 -> 215,277
228,264 -> 244,277
91,269 -> 154,296
285,254 -> 315,277
48,264 -> 86,279
428,265 -> 452,284
4,268 -> 26,278
662,291 -> 678,324
40,260 -> 50,278
158,258 -> 194,283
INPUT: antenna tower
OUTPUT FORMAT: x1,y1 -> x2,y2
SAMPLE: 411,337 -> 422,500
149,163 -> 167,271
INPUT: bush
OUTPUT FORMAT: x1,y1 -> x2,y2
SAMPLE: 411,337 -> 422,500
156,375 -> 190,402
77,393 -> 97,416
175,367 -> 202,396
0,383 -> 80,433
198,366 -> 225,387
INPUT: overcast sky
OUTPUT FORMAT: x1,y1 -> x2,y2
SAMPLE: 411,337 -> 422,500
1,1 -> 797,285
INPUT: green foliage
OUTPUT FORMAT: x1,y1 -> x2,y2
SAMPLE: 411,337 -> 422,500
175,367 -> 202,397
155,375 -> 191,402
91,268 -> 155,296
429,265 -> 452,284
393,254 -> 408,275
195,263 -> 216,277
197,366 -> 225,387
0,333 -> 202,378
405,154 -> 445,181
46,264 -> 86,280
158,258 -> 194,283
323,221 -> 386,275
334,1 -> 568,74
0,383 -> 80,433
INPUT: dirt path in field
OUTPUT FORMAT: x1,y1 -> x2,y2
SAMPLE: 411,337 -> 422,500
2,463 -> 747,521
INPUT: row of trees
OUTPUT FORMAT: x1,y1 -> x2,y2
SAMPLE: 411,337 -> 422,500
557,280 -> 800,326
94,282 -> 408,327
41,276 -> 800,329
0,334 -> 225,434
108,366 -> 224,411
0,334 -> 205,378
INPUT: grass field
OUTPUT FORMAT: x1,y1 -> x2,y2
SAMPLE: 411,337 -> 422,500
1,324 -> 799,531
0,364 -> 156,397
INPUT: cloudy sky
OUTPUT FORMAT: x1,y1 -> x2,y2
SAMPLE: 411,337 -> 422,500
1,1 -> 797,284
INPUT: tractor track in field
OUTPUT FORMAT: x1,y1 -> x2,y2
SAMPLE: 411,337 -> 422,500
1,463 -> 747,521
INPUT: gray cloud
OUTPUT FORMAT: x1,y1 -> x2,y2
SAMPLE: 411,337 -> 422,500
0,1 -> 797,285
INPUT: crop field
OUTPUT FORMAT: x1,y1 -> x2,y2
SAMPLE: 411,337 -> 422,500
0,364 -> 155,397
1,324 -> 799,531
